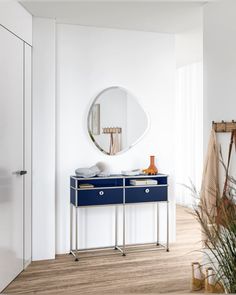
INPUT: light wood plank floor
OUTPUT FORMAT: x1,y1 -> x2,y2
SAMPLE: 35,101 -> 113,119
3,205 -> 202,294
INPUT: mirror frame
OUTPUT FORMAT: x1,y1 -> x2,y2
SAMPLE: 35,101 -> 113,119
87,86 -> 150,156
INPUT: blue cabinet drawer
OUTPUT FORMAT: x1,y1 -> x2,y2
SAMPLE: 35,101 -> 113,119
125,186 -> 168,203
77,188 -> 123,206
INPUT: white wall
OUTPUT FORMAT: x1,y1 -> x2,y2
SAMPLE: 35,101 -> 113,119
32,18 -> 56,260
175,28 -> 203,68
0,1 -> 32,45
175,4 -> 202,68
204,0 -> 236,182
56,24 -> 176,254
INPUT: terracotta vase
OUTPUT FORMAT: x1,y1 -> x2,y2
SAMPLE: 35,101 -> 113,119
143,156 -> 158,175
205,267 -> 225,293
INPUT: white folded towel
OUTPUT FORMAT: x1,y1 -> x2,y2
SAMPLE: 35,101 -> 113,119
75,165 -> 101,178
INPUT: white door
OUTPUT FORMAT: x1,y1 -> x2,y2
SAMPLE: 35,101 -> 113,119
0,26 -> 24,291
24,43 -> 32,268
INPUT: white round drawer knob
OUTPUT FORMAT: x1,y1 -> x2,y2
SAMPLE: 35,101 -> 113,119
145,188 -> 150,194
99,191 -> 104,196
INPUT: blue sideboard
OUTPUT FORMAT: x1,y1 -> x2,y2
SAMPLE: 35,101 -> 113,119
70,174 -> 169,261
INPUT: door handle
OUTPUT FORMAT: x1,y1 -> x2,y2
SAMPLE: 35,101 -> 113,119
14,170 -> 27,176
19,170 -> 27,175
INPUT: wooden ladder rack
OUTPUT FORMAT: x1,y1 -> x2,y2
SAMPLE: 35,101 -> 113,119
102,127 -> 122,134
212,120 -> 236,133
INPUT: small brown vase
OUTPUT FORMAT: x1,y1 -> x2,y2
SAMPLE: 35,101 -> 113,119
143,156 -> 158,175
191,262 -> 205,291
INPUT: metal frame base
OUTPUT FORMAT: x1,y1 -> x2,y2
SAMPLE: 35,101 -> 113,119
70,195 -> 170,261
70,242 -> 169,261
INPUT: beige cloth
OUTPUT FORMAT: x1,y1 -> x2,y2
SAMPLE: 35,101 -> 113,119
200,130 -> 219,221
109,131 -> 121,155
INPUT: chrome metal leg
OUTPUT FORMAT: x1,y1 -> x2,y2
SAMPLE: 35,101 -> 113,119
166,201 -> 169,252
70,204 -> 73,254
156,202 -> 159,246
122,179 -> 126,256
122,203 -> 126,256
75,206 -> 79,261
114,205 -> 118,250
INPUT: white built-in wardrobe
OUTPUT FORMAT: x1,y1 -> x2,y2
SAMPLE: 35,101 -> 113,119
0,8 -> 32,290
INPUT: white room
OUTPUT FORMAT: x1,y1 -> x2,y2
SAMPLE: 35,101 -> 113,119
0,0 -> 236,294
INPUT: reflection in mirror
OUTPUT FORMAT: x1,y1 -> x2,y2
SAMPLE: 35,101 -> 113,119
88,87 -> 148,155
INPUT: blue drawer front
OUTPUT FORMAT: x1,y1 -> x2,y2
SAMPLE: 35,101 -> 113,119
77,188 -> 123,206
125,186 -> 168,203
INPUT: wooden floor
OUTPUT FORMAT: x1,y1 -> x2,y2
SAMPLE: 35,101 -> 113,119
4,206 -> 202,294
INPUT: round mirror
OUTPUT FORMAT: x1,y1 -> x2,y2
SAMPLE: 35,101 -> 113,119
88,86 -> 148,155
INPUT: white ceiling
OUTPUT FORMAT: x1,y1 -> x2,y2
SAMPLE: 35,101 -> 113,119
20,1 -> 206,33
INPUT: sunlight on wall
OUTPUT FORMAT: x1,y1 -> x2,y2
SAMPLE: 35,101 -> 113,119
175,62 -> 203,207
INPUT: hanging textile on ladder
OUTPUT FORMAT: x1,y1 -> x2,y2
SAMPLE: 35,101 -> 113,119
200,130 -> 219,225
216,130 -> 236,227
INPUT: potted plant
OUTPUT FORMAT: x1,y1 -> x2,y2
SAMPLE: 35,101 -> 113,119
190,174 -> 236,293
